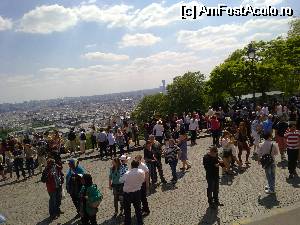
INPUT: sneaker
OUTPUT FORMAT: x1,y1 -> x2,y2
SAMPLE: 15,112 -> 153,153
265,189 -> 275,194
289,174 -> 295,179
265,185 -> 269,190
215,202 -> 224,207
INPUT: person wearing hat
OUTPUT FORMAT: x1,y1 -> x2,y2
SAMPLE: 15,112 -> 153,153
41,158 -> 64,219
66,159 -> 85,215
120,155 -> 131,179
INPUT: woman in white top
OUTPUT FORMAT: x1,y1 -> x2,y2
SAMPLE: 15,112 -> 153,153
221,131 -> 241,174
108,129 -> 117,158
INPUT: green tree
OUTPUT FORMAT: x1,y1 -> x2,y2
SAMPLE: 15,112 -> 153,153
131,93 -> 167,123
165,71 -> 207,114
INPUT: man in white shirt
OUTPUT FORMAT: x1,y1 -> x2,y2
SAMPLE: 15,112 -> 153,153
120,160 -> 145,225
153,120 -> 164,144
189,116 -> 199,146
135,155 -> 150,216
258,133 -> 279,194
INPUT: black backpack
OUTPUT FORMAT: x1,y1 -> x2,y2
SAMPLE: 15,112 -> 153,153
260,143 -> 274,169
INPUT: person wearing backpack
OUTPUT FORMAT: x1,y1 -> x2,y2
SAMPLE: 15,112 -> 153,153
258,133 -> 279,194
66,159 -> 85,216
80,174 -> 102,225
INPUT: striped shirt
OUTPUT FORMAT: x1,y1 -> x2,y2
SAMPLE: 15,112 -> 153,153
284,129 -> 300,149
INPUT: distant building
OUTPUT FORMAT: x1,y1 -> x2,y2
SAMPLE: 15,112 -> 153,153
160,80 -> 166,93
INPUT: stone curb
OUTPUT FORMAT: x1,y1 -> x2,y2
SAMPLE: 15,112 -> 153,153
232,201 -> 300,225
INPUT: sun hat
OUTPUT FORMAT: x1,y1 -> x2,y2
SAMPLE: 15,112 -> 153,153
120,155 -> 131,161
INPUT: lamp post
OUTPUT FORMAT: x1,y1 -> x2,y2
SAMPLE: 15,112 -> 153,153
247,43 -> 257,105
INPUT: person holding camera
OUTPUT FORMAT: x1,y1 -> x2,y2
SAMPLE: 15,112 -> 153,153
203,146 -> 224,209
258,133 -> 279,194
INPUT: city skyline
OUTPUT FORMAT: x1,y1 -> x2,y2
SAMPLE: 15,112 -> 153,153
0,0 -> 299,103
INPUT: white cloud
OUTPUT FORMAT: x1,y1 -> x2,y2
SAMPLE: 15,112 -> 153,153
0,16 -> 13,31
129,1 -> 203,29
177,18 -> 291,52
82,51 -> 129,61
16,1 -> 203,33
75,4 -> 134,28
17,4 -> 78,34
2,50 -> 219,102
241,0 -> 285,7
119,33 -> 161,48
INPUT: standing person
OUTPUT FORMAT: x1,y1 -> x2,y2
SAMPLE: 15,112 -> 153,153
257,133 -> 279,194
90,126 -> 97,150
189,115 -> 199,146
132,123 -> 140,147
41,158 -> 64,220
13,143 -> 26,180
80,174 -> 102,225
68,128 -> 77,155
116,128 -> 126,156
149,135 -> 167,184
109,158 -> 123,216
262,115 -> 273,138
251,115 -> 262,158
66,159 -> 85,215
135,155 -> 150,216
120,160 -> 145,225
0,155 -> 5,180
97,128 -> 108,158
163,139 -> 180,184
203,146 -> 224,209
108,129 -> 117,158
184,112 -> 191,133
284,124 -> 300,179
236,122 -> 250,166
36,136 -> 48,173
177,130 -> 191,171
210,115 -> 221,147
79,129 -> 86,154
153,120 -> 164,144
144,141 -> 158,185
4,149 -> 14,178
24,144 -> 36,177
274,116 -> 289,161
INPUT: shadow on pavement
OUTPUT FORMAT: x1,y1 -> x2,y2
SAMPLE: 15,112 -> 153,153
286,176 -> 300,188
0,177 -> 27,188
198,207 -> 220,225
258,194 -> 280,209
161,183 -> 178,192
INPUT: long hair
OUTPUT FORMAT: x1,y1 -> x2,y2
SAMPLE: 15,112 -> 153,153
112,158 -> 121,171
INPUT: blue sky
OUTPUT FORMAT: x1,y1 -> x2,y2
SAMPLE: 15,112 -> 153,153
0,0 -> 299,103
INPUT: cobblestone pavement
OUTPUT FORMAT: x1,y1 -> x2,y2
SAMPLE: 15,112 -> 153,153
1,137 -> 300,225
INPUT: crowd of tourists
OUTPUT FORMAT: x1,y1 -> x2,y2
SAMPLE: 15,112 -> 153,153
0,98 -> 300,224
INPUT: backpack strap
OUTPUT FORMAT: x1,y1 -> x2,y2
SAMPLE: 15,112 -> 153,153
269,143 -> 273,154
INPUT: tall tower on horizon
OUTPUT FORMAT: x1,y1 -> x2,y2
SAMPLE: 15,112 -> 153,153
161,80 -> 166,93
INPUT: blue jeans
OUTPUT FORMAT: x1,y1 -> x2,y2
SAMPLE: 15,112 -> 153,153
169,160 -> 178,181
48,187 -> 62,216
265,163 -> 276,192
146,162 -> 157,183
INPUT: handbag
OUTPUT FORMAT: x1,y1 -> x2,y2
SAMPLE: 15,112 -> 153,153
260,143 -> 274,169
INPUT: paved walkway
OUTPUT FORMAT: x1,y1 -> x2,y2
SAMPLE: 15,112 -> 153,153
1,137 -> 300,225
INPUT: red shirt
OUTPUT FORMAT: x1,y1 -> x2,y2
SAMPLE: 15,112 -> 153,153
210,119 -> 220,130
